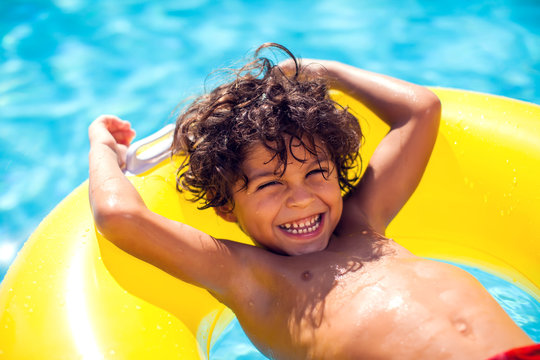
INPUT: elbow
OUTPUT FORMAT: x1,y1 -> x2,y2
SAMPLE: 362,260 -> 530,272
91,201 -> 141,242
418,89 -> 442,125
392,88 -> 442,128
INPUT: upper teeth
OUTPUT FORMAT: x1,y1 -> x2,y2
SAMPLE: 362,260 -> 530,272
279,215 -> 321,234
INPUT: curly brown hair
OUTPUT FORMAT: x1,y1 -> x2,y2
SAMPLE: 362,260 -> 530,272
172,43 -> 363,210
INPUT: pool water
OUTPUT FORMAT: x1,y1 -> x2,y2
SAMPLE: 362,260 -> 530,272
210,261 -> 540,359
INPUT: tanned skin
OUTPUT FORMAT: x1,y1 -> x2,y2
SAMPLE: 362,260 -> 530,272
89,60 -> 533,359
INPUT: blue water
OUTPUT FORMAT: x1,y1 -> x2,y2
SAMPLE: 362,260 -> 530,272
210,262 -> 540,359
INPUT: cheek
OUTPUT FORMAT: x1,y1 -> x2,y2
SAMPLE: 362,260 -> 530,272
320,180 -> 343,215
254,191 -> 284,213
314,176 -> 341,197
237,197 -> 280,233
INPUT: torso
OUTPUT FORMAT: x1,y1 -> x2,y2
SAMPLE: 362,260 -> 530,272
229,232 -> 533,360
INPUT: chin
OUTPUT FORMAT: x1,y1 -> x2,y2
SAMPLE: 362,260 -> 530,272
287,241 -> 329,256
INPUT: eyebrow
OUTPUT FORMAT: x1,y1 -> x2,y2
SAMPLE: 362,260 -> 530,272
245,169 -> 281,183
245,156 -> 330,183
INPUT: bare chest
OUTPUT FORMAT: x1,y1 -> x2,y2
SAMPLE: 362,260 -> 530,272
251,256 -> 508,359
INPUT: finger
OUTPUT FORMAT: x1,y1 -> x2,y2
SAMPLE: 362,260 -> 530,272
111,128 -> 136,146
94,114 -> 121,126
127,128 -> 136,143
117,119 -> 133,130
98,115 -> 131,133
115,120 -> 135,138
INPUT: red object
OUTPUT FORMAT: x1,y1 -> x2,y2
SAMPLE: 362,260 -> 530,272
487,344 -> 540,360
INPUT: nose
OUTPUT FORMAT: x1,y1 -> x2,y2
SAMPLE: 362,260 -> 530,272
285,184 -> 315,209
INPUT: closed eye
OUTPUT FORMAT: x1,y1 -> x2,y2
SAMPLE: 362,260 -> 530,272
256,180 -> 281,191
307,168 -> 329,178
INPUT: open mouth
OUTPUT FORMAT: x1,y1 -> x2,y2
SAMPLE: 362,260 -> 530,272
278,214 -> 322,235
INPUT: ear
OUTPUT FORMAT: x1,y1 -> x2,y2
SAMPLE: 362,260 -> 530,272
214,204 -> 238,223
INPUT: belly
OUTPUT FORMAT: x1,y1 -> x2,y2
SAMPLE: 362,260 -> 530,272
295,258 -> 530,359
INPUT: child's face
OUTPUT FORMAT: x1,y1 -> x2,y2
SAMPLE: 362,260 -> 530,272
220,137 -> 343,256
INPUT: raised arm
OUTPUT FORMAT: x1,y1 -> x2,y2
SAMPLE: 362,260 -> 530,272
88,115 -> 259,302
283,60 -> 441,234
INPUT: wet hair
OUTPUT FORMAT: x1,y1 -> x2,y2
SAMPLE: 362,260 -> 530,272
172,43 -> 363,210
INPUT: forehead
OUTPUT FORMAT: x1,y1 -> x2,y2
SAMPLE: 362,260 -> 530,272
241,136 -> 328,174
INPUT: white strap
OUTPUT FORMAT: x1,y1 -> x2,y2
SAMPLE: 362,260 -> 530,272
125,124 -> 175,175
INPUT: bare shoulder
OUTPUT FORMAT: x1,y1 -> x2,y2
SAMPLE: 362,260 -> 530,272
215,243 -> 290,305
218,245 -> 305,338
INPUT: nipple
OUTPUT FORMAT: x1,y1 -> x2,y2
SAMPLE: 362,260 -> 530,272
301,270 -> 313,281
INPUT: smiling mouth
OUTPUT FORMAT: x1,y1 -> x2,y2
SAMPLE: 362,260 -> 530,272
278,214 -> 322,235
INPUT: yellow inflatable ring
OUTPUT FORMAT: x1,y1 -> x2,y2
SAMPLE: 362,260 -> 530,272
0,88 -> 539,359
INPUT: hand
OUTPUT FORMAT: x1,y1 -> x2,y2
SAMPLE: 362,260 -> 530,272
89,115 -> 136,169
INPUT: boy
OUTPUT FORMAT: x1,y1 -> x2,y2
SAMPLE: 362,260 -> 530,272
89,43 -> 535,359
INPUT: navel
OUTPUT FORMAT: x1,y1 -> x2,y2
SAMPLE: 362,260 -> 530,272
452,317 -> 474,338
